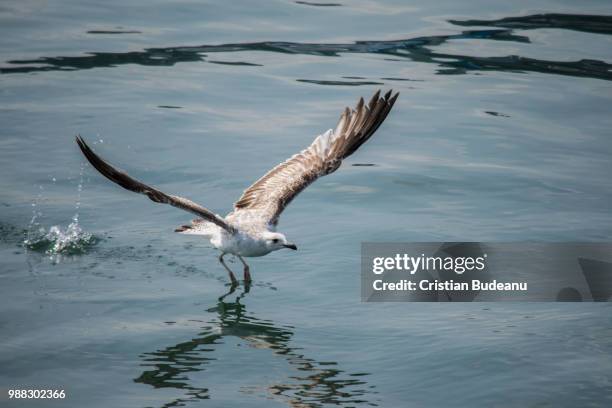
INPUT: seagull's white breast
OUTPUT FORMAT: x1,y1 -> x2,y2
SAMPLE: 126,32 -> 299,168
210,228 -> 272,257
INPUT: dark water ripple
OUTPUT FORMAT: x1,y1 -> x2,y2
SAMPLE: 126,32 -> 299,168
295,1 -> 343,6
2,14 -> 611,82
450,13 -> 612,35
297,79 -> 384,86
207,60 -> 263,66
86,30 -> 142,35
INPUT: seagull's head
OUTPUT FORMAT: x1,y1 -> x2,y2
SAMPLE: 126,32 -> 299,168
261,231 -> 297,252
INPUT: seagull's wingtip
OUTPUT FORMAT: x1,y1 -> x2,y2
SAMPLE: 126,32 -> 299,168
75,134 -> 87,147
390,91 -> 400,105
75,135 -> 91,156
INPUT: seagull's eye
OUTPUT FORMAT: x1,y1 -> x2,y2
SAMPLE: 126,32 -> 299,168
272,239 -> 279,244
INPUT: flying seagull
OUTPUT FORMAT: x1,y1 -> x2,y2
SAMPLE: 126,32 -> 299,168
76,89 -> 399,285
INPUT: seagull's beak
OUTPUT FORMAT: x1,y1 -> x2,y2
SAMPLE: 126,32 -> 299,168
283,243 -> 298,250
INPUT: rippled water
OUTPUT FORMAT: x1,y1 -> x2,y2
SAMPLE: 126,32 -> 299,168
1,1 -> 612,407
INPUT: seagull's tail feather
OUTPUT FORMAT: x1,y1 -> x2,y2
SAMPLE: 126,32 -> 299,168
175,219 -> 217,237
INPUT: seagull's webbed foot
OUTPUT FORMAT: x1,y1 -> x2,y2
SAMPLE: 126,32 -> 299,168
219,253 -> 239,286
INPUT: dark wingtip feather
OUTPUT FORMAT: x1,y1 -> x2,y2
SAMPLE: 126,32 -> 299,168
340,89 -> 399,157
75,135 -> 96,165
75,135 -> 86,153
75,134 -> 146,195
76,136 -> 104,172
357,97 -> 365,111
368,89 -> 381,108
389,91 -> 400,107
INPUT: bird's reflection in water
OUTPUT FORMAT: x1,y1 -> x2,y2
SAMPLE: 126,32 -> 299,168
135,284 -> 377,407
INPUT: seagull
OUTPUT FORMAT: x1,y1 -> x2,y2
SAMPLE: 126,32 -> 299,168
76,89 -> 399,285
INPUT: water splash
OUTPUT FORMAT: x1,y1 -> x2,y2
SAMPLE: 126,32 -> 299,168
24,221 -> 97,255
23,164 -> 98,257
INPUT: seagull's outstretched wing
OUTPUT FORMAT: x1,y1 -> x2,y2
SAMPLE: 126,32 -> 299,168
75,136 -> 235,233
233,89 -> 399,226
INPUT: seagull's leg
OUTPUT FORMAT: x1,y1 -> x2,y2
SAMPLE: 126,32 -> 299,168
237,255 -> 252,285
219,253 -> 238,286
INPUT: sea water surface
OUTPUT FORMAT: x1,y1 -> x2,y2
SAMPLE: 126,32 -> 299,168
1,1 -> 612,407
